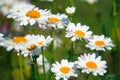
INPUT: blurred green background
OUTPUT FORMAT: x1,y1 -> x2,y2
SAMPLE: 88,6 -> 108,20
0,0 -> 120,80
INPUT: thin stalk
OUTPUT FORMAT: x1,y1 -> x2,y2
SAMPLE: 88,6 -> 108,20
19,53 -> 24,80
69,41 -> 74,61
41,47 -> 46,80
33,57 -> 40,80
113,0 -> 118,35
49,27 -> 55,80
51,27 -> 55,63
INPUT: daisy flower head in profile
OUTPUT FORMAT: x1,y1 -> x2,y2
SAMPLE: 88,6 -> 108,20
32,35 -> 53,48
86,35 -> 115,51
20,34 -> 41,57
65,23 -> 92,41
75,53 -> 107,76
45,13 -> 69,29
65,6 -> 76,15
7,2 -> 51,26
0,36 -> 28,53
51,59 -> 78,80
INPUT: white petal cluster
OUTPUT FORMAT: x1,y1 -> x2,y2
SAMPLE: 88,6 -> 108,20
51,59 -> 78,80
66,23 -> 92,41
86,35 -> 115,51
66,6 -> 76,14
75,53 -> 107,76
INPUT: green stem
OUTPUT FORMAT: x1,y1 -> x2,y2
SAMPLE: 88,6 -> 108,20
49,27 -> 55,80
19,53 -> 24,80
113,0 -> 117,30
113,0 -> 117,17
51,27 -> 55,63
33,57 -> 40,80
41,47 -> 46,80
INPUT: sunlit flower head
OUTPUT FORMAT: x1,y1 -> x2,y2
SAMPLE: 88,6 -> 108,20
51,59 -> 78,80
75,53 -> 107,76
65,23 -> 92,41
44,13 -> 69,29
7,2 -> 51,26
86,35 -> 115,51
37,55 -> 50,73
0,36 -> 28,53
65,6 -> 76,15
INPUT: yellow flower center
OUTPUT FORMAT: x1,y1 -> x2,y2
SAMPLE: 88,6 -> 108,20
74,30 -> 85,37
86,61 -> 97,69
38,42 -> 43,45
26,44 -> 36,51
48,17 -> 59,23
60,66 -> 71,74
95,40 -> 105,46
12,36 -> 27,43
26,10 -> 41,18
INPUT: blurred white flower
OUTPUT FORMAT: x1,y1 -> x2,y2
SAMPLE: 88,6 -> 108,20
54,36 -> 63,49
37,55 -> 50,73
82,0 -> 98,4
43,13 -> 69,29
86,35 -> 115,51
75,53 -> 107,76
66,6 -> 76,15
0,0 -> 29,16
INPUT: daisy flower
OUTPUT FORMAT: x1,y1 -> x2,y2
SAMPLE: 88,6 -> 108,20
20,34 -> 41,57
65,6 -> 76,15
28,35 -> 53,48
7,2 -> 51,26
86,35 -> 115,51
51,59 -> 78,80
65,23 -> 92,41
75,53 -> 107,76
0,36 -> 28,53
44,13 -> 69,29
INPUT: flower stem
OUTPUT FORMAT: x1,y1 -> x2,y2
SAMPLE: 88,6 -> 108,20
19,53 -> 24,80
51,27 -> 55,63
41,47 -> 46,80
33,56 -> 40,80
